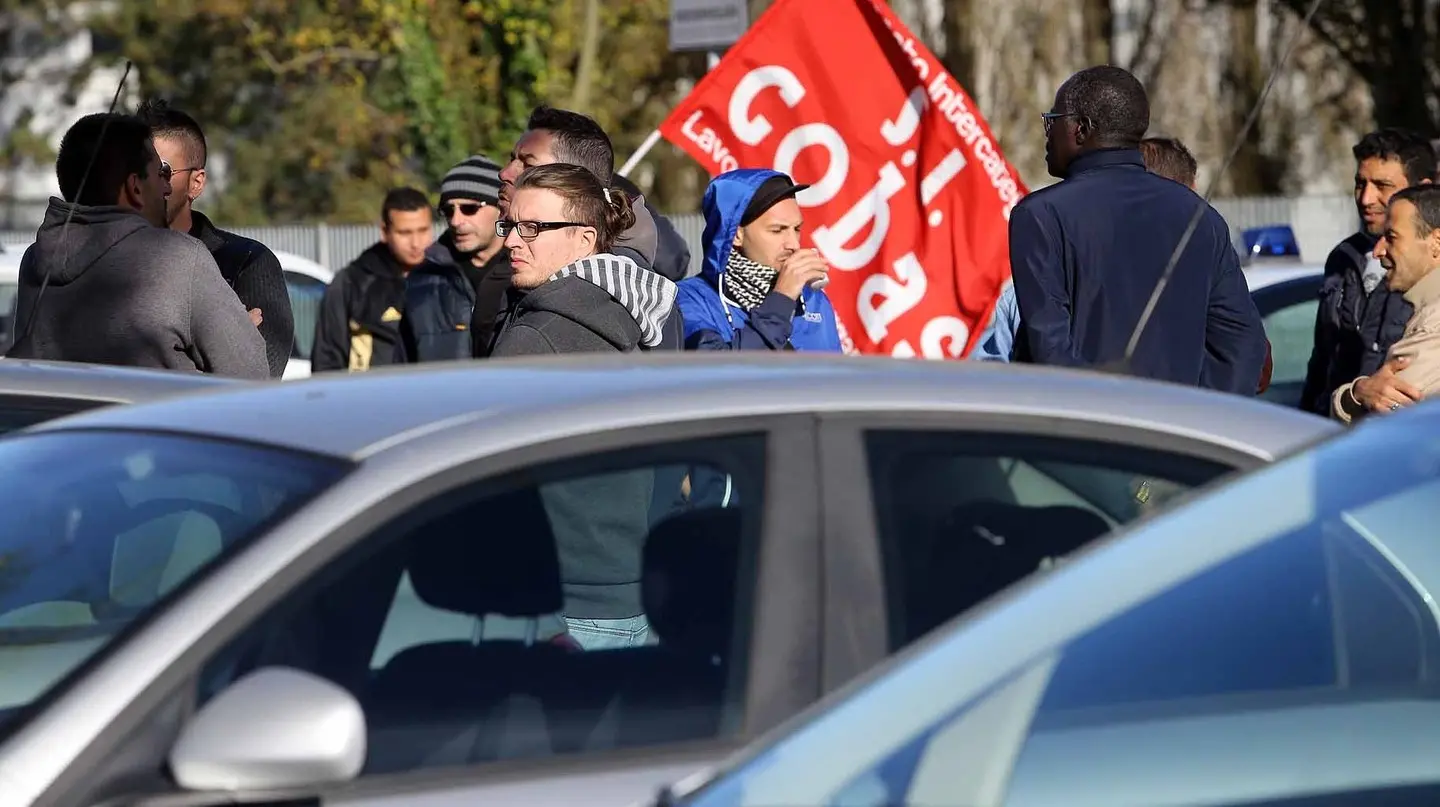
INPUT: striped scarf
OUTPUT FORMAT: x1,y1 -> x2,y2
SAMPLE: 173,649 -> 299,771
546,253 -> 678,348
723,250 -> 779,311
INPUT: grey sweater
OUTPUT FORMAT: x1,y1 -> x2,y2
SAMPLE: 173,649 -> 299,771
9,199 -> 268,379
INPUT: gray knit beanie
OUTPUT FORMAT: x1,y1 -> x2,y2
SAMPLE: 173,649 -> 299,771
440,154 -> 502,206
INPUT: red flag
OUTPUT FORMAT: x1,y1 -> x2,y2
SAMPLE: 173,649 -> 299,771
658,0 -> 1027,358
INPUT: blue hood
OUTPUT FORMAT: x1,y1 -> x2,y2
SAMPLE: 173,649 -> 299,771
701,168 -> 787,283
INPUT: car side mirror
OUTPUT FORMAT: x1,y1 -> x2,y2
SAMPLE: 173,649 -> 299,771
169,667 -> 366,791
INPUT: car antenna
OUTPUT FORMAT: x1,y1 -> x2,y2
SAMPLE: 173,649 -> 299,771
5,60 -> 133,358
1100,0 -> 1325,376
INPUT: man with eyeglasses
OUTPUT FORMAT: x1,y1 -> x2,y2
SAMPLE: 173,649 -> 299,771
397,155 -> 513,362
136,98 -> 292,378
498,106 -> 684,350
1008,65 -> 1265,394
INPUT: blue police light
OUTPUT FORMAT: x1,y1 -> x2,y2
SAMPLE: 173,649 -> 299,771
1241,225 -> 1301,260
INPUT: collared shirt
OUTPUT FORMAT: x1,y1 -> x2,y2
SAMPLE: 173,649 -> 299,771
973,282 -> 1019,362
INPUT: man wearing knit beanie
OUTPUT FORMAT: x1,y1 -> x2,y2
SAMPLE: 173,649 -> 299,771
397,154 -> 514,361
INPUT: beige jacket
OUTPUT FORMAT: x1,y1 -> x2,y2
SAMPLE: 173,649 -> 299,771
1333,267 -> 1440,423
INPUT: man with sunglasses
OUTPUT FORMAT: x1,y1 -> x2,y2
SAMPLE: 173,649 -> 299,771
8,113 -> 267,379
1009,65 -> 1265,394
137,98 -> 292,378
397,155 -> 513,362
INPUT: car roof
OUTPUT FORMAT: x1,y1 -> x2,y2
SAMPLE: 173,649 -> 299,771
275,250 -> 333,282
0,242 -> 28,279
0,245 -> 333,284
1244,263 -> 1323,291
0,359 -> 242,404
31,353 -> 1341,461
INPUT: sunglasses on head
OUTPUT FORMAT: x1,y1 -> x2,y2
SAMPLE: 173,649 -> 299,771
440,201 -> 489,218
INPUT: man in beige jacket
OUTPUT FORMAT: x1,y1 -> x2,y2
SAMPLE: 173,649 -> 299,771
1333,185 -> 1440,422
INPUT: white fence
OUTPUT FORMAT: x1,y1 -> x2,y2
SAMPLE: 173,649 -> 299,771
0,196 -> 1357,273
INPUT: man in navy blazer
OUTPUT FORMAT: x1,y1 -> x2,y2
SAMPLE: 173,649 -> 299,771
1009,65 -> 1266,394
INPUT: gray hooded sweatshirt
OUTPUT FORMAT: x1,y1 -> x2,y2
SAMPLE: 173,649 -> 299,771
490,253 -> 679,620
9,199 -> 268,379
490,253 -> 677,357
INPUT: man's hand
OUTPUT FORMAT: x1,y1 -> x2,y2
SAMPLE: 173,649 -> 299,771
248,308 -> 264,327
1353,355 -> 1423,413
773,248 -> 830,300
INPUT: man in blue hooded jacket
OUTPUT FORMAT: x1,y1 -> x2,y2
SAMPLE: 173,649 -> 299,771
676,168 -> 842,352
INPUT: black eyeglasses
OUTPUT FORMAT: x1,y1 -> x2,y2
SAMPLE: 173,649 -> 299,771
1041,111 -> 1083,136
496,219 -> 588,240
440,201 -> 489,218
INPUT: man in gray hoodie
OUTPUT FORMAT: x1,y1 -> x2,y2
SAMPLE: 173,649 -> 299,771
7,113 -> 267,379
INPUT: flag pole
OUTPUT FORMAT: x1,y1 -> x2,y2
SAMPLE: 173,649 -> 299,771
617,129 -> 663,178
617,50 -> 723,178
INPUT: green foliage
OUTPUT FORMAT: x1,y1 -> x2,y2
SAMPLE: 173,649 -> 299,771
9,0 -> 709,223
0,112 -> 57,166
472,0 -> 566,153
393,10 -> 468,183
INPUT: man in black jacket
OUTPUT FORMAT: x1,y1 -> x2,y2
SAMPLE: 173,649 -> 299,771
1010,66 -> 1265,393
398,155 -> 512,362
1298,128 -> 1435,415
137,98 -> 293,378
313,188 -> 433,372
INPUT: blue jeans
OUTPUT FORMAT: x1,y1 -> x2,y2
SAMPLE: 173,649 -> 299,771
565,615 -> 652,650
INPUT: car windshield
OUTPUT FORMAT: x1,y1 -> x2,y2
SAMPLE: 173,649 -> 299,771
0,430 -> 348,741
679,408 -> 1440,807
285,273 -> 327,361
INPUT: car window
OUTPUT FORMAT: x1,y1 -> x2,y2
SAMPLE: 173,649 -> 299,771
819,481 -> 1440,807
1261,296 -> 1317,399
691,421 -> 1440,807
863,431 -> 1236,649
0,395 -> 110,436
197,434 -> 767,777
0,280 -> 18,353
0,431 -> 348,742
285,272 -> 327,360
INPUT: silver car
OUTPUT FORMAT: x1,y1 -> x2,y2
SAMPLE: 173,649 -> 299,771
0,355 -> 1339,807
664,398 -> 1440,807
0,359 -> 241,434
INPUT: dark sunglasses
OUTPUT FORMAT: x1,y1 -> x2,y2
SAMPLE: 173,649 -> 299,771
495,219 -> 587,241
440,201 -> 490,218
1041,111 -> 1085,135
158,160 -> 202,183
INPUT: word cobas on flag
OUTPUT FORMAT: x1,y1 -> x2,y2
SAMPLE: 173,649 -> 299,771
658,0 -> 1027,358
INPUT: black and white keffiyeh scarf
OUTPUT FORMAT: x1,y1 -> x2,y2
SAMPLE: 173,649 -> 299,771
722,250 -> 779,311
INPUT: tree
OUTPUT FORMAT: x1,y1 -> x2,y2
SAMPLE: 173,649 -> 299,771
69,0 -> 572,224
1275,0 -> 1438,135
942,0 -> 977,91
1081,0 -> 1112,67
